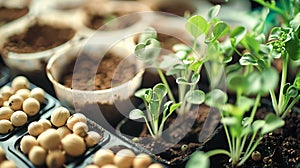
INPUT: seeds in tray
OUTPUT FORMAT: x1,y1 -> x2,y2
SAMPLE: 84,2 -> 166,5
102,165 -> 118,168
20,135 -> 38,154
46,150 -> 65,168
28,146 -> 47,166
73,121 -> 88,137
30,87 -> 45,103
15,88 -> 30,100
28,121 -> 44,136
85,131 -> 103,147
38,118 -> 52,130
0,120 -> 13,134
148,163 -> 164,168
133,153 -> 153,168
8,94 -> 23,110
11,76 -> 30,92
50,107 -> 70,127
66,113 -> 87,130
93,149 -> 114,166
114,149 -> 136,168
0,107 -> 14,120
0,147 -> 6,162
10,110 -> 27,126
22,97 -> 40,116
37,128 -> 61,150
0,86 -> 13,101
0,160 -> 17,168
56,126 -> 72,139
61,134 -> 86,157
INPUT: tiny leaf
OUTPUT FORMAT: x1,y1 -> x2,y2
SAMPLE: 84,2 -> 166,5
138,27 -> 157,43
186,151 -> 210,168
153,83 -> 167,99
290,13 -> 300,31
134,88 -> 148,99
230,26 -> 247,46
261,113 -> 285,135
213,22 -> 230,41
186,15 -> 208,38
129,109 -> 145,120
205,89 -> 228,108
208,5 -> 221,19
186,90 -> 205,104
170,102 -> 182,113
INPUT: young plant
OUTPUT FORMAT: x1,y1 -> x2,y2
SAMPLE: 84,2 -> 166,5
186,67 -> 285,168
134,5 -> 236,115
129,83 -> 181,138
236,1 -> 300,118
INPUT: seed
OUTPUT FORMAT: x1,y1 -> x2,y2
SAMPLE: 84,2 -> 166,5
133,153 -> 152,168
0,120 -> 14,134
0,86 -> 13,101
37,128 -> 61,150
23,98 -> 40,116
38,119 -> 52,130
30,88 -> 45,103
93,149 -> 114,166
28,121 -> 44,136
50,107 -> 70,127
66,113 -> 87,130
0,160 -> 17,168
0,107 -> 14,120
10,111 -> 28,126
11,76 -> 30,92
181,144 -> 188,151
114,149 -> 135,168
20,135 -> 38,154
252,151 -> 262,161
132,137 -> 140,143
85,131 -> 102,147
102,165 -> 118,168
8,95 -> 23,110
61,134 -> 85,157
73,122 -> 88,137
56,126 -> 72,139
148,163 -> 164,168
46,150 -> 65,168
0,146 -> 6,162
28,146 -> 47,166
15,89 -> 30,100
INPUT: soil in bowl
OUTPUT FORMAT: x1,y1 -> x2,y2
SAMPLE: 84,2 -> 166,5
60,52 -> 137,91
0,7 -> 29,26
3,23 -> 75,53
118,104 -> 221,166
85,11 -> 140,31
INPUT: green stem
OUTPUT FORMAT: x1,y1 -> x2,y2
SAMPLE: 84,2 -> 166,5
239,135 -> 248,157
235,137 -> 242,164
205,149 -> 232,158
244,131 -> 258,157
254,0 -> 288,21
221,113 -> 233,156
238,136 -> 263,166
278,54 -> 288,114
281,95 -> 300,118
248,94 -> 261,124
155,65 -> 176,103
269,90 -> 279,115
143,116 -> 155,138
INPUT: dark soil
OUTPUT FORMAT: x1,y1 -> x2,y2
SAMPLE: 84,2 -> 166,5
3,24 -> 75,53
152,1 -> 196,17
0,7 -> 29,26
118,104 -> 221,166
85,12 -> 140,31
61,52 -> 136,90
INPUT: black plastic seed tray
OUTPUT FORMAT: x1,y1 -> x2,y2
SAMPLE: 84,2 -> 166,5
6,117 -> 110,168
0,82 -> 60,141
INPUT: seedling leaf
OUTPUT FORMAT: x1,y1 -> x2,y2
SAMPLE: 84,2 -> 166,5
129,109 -> 145,120
186,90 -> 205,104
186,15 -> 208,38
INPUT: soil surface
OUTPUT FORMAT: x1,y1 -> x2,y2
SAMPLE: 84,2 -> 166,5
3,24 -> 75,53
0,7 -> 29,26
85,12 -> 140,31
119,104 -> 221,166
152,1 -> 196,17
61,52 -> 136,90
